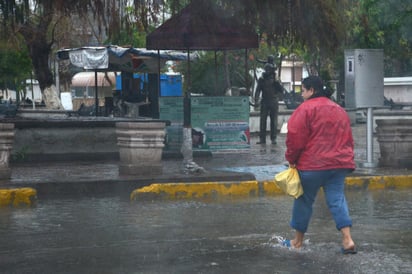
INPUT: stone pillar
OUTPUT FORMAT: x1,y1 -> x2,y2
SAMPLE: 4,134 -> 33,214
116,121 -> 166,175
376,119 -> 412,168
0,123 -> 14,180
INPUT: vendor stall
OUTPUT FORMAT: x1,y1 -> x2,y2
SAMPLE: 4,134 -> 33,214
56,46 -> 194,117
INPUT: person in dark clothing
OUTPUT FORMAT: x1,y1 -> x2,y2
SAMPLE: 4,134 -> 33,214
257,55 -> 276,67
254,63 -> 284,144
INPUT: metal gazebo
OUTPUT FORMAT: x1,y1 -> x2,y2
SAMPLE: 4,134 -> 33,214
146,0 -> 259,173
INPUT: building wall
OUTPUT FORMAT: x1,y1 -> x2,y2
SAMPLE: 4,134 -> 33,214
280,60 -> 305,92
384,77 -> 412,103
0,79 -> 42,103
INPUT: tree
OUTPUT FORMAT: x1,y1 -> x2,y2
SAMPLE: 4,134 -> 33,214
345,0 -> 412,76
222,0 -> 346,73
0,0 -> 165,108
1,1 -> 81,108
0,43 -> 32,101
0,0 -> 348,105
165,0 -> 348,87
163,0 -> 347,94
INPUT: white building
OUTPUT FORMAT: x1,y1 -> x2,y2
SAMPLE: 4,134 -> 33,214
0,79 -> 42,103
279,59 -> 307,92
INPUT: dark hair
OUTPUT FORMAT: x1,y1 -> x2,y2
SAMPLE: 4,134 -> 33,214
302,76 -> 332,99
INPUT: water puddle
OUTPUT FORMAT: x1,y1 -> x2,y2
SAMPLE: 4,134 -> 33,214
0,191 -> 411,273
218,164 -> 287,181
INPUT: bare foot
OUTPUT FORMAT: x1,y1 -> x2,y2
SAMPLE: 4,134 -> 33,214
341,227 -> 355,250
290,231 -> 304,249
342,239 -> 355,250
290,239 -> 303,249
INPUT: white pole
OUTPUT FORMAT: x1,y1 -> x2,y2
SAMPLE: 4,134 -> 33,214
360,107 -> 378,168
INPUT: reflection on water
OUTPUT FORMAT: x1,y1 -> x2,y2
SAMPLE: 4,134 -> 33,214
0,189 -> 411,273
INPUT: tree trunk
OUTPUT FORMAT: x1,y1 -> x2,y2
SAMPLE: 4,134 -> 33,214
30,39 -> 54,91
19,17 -> 63,109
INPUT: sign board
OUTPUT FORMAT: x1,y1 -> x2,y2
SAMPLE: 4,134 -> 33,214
159,96 -> 250,151
69,48 -> 109,70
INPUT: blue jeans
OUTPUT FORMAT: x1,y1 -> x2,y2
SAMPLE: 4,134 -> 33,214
290,169 -> 353,233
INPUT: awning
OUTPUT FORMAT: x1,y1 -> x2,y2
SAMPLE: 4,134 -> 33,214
71,72 -> 117,87
57,46 -> 197,73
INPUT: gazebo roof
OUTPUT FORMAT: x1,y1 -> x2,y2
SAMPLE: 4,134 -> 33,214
146,1 -> 258,50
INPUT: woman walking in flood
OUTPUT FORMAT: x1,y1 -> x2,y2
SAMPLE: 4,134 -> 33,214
283,76 -> 357,254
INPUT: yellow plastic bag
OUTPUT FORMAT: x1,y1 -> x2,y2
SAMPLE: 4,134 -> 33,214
274,167 -> 303,199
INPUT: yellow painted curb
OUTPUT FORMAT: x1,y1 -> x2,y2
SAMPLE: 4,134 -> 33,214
261,180 -> 284,195
345,175 -> 412,190
0,188 -> 37,207
131,175 -> 412,201
131,181 -> 259,200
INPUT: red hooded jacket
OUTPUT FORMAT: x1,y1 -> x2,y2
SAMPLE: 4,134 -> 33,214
285,97 -> 355,171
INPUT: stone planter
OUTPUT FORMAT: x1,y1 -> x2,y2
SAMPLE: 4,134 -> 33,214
376,119 -> 412,168
0,123 -> 15,180
12,118 -> 119,162
116,121 -> 166,175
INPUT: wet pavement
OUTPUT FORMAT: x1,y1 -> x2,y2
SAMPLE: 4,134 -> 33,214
1,189 -> 411,273
1,123 -> 412,273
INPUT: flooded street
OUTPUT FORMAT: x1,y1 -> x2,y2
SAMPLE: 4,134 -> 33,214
1,189 -> 411,273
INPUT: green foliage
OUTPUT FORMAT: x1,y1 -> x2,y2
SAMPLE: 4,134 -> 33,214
0,0 -> 410,99
177,50 -> 251,96
345,0 -> 412,76
109,27 -> 147,48
0,44 -> 32,93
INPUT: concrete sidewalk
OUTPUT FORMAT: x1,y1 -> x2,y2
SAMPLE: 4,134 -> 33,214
1,123 -> 412,206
